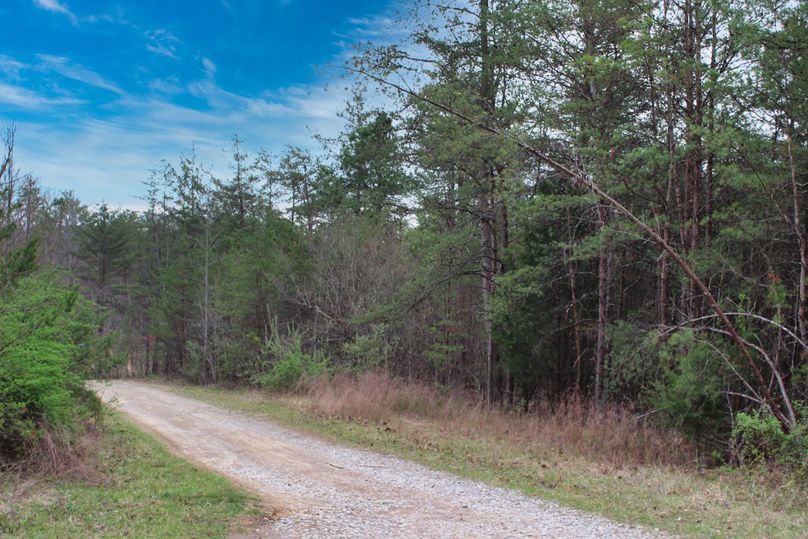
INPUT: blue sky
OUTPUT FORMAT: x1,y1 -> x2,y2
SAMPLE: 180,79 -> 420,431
0,0 -> 403,208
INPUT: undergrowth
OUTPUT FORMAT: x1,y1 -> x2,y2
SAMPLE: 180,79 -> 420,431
301,371 -> 696,468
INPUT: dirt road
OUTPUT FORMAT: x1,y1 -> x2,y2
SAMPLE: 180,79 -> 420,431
94,380 -> 665,538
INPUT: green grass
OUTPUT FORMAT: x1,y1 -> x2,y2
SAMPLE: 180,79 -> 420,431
0,411 -> 259,539
168,383 -> 808,539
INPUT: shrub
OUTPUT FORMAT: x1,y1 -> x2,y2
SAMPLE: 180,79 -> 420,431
0,274 -> 108,461
650,330 -> 729,453
341,324 -> 395,373
253,327 -> 328,391
732,408 -> 808,476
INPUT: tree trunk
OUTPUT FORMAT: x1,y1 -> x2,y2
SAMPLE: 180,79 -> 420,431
786,122 -> 808,346
566,210 -> 584,395
479,0 -> 497,405
594,204 -> 610,407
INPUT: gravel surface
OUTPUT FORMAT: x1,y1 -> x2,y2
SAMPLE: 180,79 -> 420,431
94,380 -> 670,538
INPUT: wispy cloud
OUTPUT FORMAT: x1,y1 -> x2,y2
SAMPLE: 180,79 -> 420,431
187,79 -> 294,118
36,55 -> 124,94
0,55 -> 27,80
13,80 -> 350,206
145,29 -> 180,59
201,57 -> 217,78
33,0 -> 78,25
346,16 -> 395,37
0,82 -> 82,108
148,76 -> 184,95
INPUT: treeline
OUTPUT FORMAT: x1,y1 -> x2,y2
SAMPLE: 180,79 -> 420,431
4,0 -> 808,467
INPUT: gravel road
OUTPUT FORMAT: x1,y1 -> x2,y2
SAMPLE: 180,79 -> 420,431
94,380 -> 668,538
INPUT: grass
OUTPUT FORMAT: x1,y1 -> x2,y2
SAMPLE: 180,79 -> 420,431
164,374 -> 808,539
0,411 -> 261,539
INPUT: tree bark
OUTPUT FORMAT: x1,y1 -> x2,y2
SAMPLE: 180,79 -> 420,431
479,0 -> 497,405
566,211 -> 584,395
594,204 -> 610,407
786,121 -> 808,346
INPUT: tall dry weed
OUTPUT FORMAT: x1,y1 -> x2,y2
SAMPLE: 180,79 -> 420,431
299,371 -> 695,468
3,422 -> 108,484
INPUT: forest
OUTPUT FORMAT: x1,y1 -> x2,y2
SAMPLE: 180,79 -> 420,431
2,0 -> 807,476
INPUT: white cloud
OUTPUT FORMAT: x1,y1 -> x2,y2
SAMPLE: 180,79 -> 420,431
0,82 -> 83,108
12,80 -> 350,206
148,76 -> 184,95
346,16 -> 395,37
33,0 -> 78,25
145,29 -> 180,59
202,57 -> 217,78
187,80 -> 293,117
0,55 -> 27,80
36,55 -> 124,94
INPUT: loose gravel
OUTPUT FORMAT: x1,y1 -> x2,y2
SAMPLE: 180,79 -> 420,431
94,381 -> 670,538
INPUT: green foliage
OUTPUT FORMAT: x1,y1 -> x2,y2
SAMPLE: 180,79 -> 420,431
341,324 -> 395,373
733,407 -> 808,475
338,109 -> 412,218
425,320 -> 465,374
603,321 -> 659,401
0,273 -> 110,458
0,176 -> 111,460
651,331 -> 729,450
493,265 -> 552,401
75,204 -> 138,297
253,328 -> 328,391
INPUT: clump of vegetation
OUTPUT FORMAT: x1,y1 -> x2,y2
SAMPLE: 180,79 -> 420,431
732,409 -> 808,479
0,275 -> 107,461
253,326 -> 328,391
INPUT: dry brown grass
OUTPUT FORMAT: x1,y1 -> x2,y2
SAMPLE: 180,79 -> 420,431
295,371 -> 696,469
2,421 -> 108,485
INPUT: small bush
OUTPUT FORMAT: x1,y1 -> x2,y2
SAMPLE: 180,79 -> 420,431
341,324 -> 395,373
650,331 -> 729,453
733,409 -> 808,476
253,327 -> 328,391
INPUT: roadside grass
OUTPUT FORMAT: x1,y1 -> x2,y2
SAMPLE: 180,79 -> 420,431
0,411 -> 260,538
167,379 -> 808,539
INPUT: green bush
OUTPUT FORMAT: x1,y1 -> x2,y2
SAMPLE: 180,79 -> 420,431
253,328 -> 328,391
650,331 -> 729,451
733,408 -> 808,474
0,274 -> 108,459
342,324 -> 395,373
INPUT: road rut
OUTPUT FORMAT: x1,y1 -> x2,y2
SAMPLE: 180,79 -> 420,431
94,380 -> 666,538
